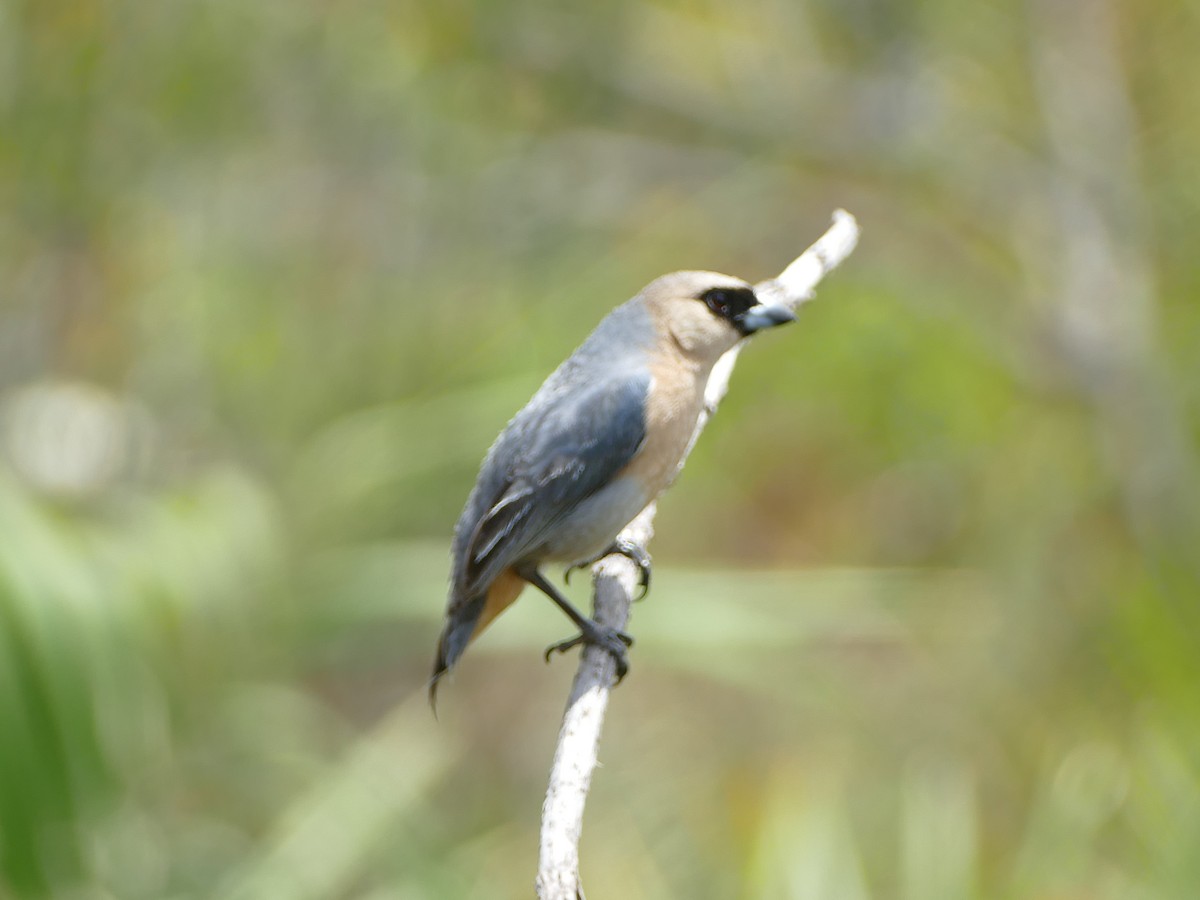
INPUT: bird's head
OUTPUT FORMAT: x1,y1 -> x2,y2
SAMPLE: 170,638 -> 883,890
639,271 -> 796,362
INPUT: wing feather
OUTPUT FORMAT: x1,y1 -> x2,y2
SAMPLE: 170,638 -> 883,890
461,372 -> 649,593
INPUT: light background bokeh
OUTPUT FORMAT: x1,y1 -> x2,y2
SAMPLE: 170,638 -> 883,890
1,0 -> 1199,897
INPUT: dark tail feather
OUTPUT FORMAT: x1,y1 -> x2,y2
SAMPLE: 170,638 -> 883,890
428,594 -> 484,711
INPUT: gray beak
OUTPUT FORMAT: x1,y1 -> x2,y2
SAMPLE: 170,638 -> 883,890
735,303 -> 797,335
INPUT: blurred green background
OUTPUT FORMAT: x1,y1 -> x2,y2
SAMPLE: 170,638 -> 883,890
2,0 -> 1199,897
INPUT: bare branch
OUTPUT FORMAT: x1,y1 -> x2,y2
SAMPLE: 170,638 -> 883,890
535,505 -> 655,900
754,209 -> 861,310
535,210 -> 861,900
706,208 -> 860,418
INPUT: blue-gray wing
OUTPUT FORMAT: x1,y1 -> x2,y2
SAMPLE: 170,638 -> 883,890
461,372 -> 650,595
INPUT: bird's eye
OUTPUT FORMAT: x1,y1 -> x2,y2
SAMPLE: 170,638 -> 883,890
700,287 -> 755,321
705,290 -> 733,317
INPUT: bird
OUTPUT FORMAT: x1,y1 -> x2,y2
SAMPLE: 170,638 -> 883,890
429,270 -> 796,705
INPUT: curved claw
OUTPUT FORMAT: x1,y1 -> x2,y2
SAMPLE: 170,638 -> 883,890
634,563 -> 650,601
544,634 -> 584,662
611,539 -> 652,600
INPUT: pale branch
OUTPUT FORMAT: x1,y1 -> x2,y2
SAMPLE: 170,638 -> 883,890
535,210 -> 861,900
534,504 -> 655,900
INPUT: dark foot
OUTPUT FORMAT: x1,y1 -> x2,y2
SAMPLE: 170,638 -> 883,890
565,539 -> 652,600
544,621 -> 635,682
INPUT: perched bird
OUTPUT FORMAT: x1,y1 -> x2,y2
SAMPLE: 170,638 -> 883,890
430,270 -> 795,703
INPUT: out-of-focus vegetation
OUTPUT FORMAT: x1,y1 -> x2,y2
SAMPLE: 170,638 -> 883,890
1,0 -> 1198,897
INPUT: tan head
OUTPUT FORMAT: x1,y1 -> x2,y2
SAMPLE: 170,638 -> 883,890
638,270 -> 797,363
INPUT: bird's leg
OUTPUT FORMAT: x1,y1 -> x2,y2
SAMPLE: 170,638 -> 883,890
516,564 -> 634,681
564,538 -> 652,601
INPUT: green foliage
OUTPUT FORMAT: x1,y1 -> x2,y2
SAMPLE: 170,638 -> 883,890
1,0 -> 1198,896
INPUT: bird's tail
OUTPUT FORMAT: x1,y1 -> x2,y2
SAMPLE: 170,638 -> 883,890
429,569 -> 525,709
